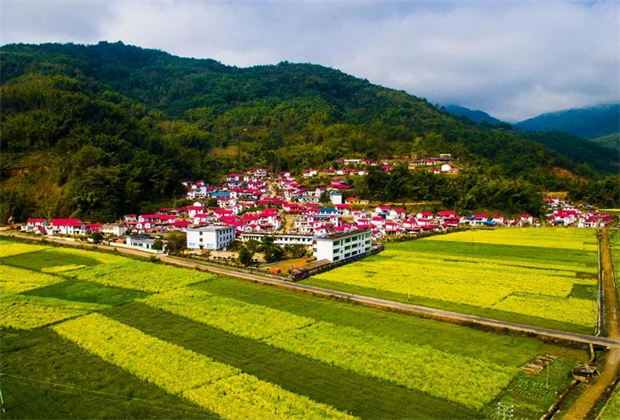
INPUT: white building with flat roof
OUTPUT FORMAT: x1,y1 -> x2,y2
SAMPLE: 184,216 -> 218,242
187,225 -> 236,250
240,233 -> 315,246
313,229 -> 372,262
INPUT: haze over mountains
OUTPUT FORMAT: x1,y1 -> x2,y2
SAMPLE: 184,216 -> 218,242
446,103 -> 620,142
514,103 -> 620,139
1,42 -> 618,221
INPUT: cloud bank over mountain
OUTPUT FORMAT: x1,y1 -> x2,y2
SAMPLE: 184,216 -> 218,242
2,0 -> 617,121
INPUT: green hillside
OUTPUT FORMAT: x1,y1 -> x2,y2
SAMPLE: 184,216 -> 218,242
1,41 -> 618,221
515,103 -> 620,139
592,133 -> 620,152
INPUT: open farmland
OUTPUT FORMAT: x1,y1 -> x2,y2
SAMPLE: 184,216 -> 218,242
305,228 -> 599,334
0,238 -> 588,419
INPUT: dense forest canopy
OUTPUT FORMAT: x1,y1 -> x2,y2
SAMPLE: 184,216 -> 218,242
1,41 -> 618,221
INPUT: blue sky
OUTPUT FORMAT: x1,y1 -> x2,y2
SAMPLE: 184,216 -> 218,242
2,0 -> 618,121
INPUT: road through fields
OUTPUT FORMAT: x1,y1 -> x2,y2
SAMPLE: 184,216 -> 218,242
2,230 -> 619,350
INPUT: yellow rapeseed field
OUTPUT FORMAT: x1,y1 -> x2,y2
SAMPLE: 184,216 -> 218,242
53,314 -> 356,420
143,288 -> 515,409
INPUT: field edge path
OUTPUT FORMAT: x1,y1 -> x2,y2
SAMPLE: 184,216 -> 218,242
562,228 -> 620,420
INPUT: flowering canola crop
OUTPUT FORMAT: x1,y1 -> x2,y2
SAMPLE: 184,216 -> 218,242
53,314 -> 356,420
143,288 -> 515,409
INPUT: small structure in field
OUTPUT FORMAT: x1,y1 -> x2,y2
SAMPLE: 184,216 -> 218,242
572,364 -> 598,382
520,355 -> 556,375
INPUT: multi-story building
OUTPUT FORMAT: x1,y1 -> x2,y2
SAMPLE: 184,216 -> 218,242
313,229 -> 372,262
187,225 -> 236,250
240,233 -> 315,247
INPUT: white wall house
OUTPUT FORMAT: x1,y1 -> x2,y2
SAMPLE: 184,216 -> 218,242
101,223 -> 126,236
126,235 -> 159,251
313,229 -> 372,262
187,225 -> 236,250
48,219 -> 86,236
240,233 -> 315,246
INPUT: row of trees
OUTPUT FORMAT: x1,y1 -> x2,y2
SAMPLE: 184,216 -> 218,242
236,237 -> 310,266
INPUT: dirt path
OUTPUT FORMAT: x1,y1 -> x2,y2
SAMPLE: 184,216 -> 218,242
562,227 -> 620,420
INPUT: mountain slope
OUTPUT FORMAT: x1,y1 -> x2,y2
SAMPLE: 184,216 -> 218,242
444,105 -> 505,126
591,133 -> 620,152
515,103 -> 620,139
1,42 -> 618,220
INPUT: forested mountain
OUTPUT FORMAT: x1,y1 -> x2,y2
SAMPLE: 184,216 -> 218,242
443,105 -> 505,126
1,42 -> 618,221
515,103 -> 620,139
591,133 -> 620,152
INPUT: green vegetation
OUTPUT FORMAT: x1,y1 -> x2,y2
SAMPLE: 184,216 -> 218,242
514,103 -> 619,139
24,279 -> 147,306
304,229 -> 599,333
142,288 -> 515,409
599,385 -> 620,420
108,303 -> 470,420
1,42 -> 618,222
0,328 -> 218,420
0,238 -> 589,419
592,133 -> 620,152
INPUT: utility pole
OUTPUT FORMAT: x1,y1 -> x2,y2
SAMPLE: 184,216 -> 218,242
546,362 -> 551,389
497,402 -> 514,420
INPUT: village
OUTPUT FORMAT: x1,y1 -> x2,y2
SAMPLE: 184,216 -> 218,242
16,157 -> 616,273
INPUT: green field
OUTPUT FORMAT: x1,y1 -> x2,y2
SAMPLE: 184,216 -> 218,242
599,384 -> 620,420
0,238 -> 587,419
305,228 -> 599,334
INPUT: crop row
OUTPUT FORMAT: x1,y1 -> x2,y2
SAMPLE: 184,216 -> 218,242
313,257 -> 582,308
492,294 -> 597,326
144,288 -> 314,340
41,264 -> 88,273
426,228 -> 597,251
1,265 -> 64,292
53,313 -> 356,420
143,288 -> 515,409
0,241 -> 50,258
0,290 -> 107,330
600,386 -> 620,420
65,260 -> 216,292
386,247 -> 596,274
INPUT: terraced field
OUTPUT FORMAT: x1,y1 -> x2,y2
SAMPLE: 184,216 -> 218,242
0,238 -> 586,419
305,228 -> 599,334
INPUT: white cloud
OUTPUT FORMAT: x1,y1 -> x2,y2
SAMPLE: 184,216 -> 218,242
1,0 -> 618,121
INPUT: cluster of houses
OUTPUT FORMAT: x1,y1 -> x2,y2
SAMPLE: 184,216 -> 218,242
17,168 -> 615,262
20,218 -> 124,237
299,155 -> 459,177
546,198 -> 614,228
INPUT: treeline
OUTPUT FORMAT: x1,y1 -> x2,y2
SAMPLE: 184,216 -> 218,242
1,74 -> 216,221
356,165 -> 546,216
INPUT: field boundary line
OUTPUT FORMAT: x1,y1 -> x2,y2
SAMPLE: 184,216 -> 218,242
0,373 -> 209,415
2,231 -> 620,349
597,230 -> 605,337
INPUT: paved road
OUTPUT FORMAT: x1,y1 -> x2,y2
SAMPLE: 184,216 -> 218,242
3,231 -> 620,349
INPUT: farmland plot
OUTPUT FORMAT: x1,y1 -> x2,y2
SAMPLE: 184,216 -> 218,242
0,238 -> 590,419
305,228 -> 599,332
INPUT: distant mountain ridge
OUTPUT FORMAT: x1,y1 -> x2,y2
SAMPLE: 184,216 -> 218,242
514,103 -> 620,139
444,105 -> 505,126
